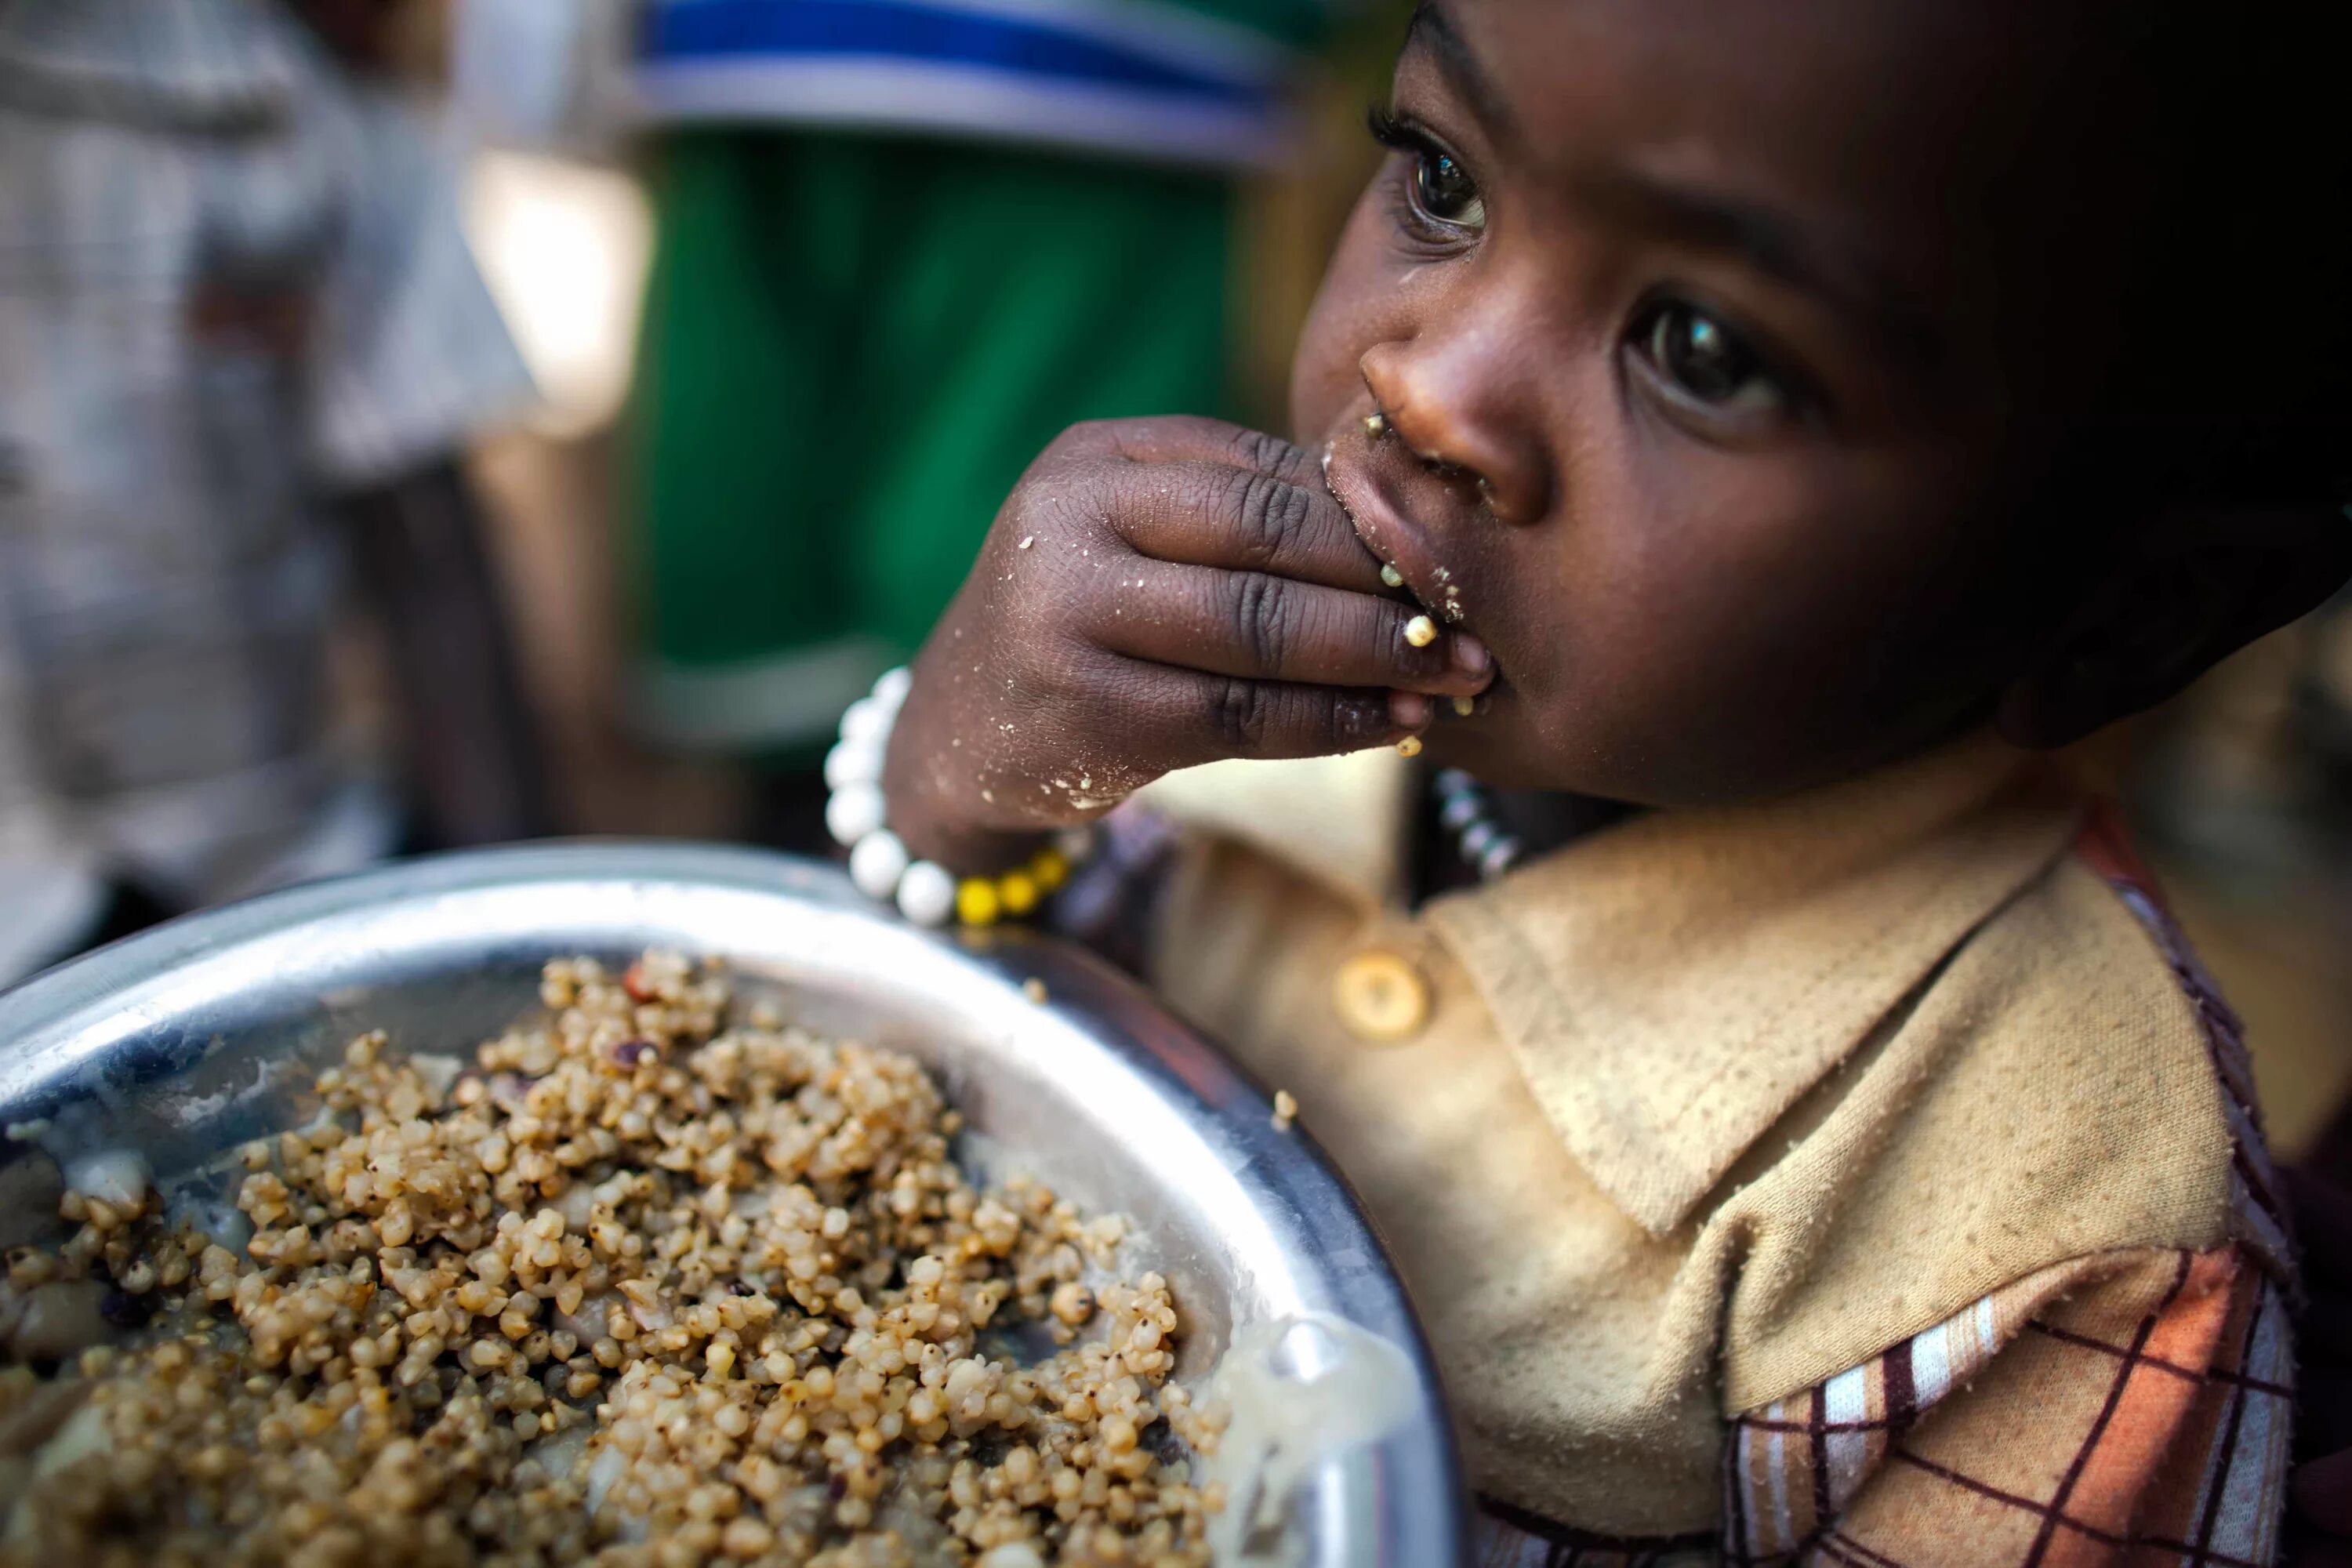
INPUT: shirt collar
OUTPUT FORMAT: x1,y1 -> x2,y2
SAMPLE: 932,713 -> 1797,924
1145,732 -> 2082,1237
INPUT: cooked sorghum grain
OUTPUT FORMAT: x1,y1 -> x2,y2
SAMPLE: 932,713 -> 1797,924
0,954 -> 1223,1566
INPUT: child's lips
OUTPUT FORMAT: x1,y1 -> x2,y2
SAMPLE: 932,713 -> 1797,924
1320,423 -> 1474,632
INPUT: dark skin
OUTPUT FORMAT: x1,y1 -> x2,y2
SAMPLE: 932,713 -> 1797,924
887,0 -> 2347,861
886,0 -> 2352,1537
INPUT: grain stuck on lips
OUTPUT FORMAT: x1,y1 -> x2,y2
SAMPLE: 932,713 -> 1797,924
0,953 -> 1224,1567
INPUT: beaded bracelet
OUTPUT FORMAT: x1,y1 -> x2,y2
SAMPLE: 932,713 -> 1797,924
823,668 -> 1094,927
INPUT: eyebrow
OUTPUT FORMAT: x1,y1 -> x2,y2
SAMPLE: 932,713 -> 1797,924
1576,165 -> 1948,368
1406,2 -> 1519,148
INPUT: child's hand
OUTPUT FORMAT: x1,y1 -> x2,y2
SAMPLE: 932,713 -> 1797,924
883,416 -> 1494,866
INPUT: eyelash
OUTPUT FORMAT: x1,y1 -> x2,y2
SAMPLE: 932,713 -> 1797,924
1367,107 -> 1482,249
1366,105 -> 1415,153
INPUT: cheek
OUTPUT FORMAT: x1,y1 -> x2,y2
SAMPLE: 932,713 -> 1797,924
1287,191 -> 1404,443
1515,450 -> 1998,797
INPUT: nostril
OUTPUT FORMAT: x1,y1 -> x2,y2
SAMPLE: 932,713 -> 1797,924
1412,446 -> 1502,512
1357,369 -> 1538,522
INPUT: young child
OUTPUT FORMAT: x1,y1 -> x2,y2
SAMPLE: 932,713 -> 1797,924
864,2 -> 2351,1559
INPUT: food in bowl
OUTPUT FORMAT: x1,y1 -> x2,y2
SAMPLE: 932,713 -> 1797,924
0,953 -> 1224,1566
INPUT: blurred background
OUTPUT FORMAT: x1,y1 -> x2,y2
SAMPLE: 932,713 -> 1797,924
1,0 -> 2346,1171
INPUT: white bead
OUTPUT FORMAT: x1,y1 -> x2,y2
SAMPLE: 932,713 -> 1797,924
840,698 -> 891,746
1479,838 -> 1522,880
826,782 -> 886,847
872,667 -> 914,712
1055,826 -> 1095,865
897,861 -> 956,927
848,829 -> 909,900
824,736 -> 884,790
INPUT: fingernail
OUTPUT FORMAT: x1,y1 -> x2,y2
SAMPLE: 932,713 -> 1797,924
1388,690 -> 1432,729
1450,632 -> 1490,677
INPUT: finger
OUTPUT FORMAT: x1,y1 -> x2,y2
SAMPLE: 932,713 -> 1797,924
1113,665 -> 1427,770
1064,415 -> 1332,492
1088,562 -> 1492,696
1087,458 -> 1388,593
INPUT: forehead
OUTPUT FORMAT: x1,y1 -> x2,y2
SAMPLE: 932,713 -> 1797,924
1425,0 -> 2100,299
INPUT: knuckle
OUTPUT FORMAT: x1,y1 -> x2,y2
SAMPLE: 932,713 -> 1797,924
1227,572 -> 1290,673
1231,471 -> 1311,571
1208,677 -> 1273,750
1222,425 -> 1298,477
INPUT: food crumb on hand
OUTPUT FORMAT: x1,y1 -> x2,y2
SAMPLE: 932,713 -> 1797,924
1272,1090 -> 1298,1132
1018,535 -> 1036,550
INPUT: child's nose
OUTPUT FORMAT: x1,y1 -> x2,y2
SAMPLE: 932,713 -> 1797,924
1359,339 -> 1552,526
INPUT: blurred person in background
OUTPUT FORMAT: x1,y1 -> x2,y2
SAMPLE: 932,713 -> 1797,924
0,0 -> 549,989
622,0 -> 1355,845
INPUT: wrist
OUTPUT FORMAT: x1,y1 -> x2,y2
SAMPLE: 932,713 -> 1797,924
829,669 -> 1094,927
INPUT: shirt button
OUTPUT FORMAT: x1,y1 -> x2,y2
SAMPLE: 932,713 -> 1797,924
1332,949 -> 1431,1043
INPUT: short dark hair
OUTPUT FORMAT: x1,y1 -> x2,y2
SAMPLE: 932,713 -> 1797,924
2095,7 -> 2352,512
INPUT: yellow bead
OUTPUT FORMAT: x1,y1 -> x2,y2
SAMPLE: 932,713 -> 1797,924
1029,848 -> 1069,891
999,871 -> 1040,917
956,878 -> 1003,927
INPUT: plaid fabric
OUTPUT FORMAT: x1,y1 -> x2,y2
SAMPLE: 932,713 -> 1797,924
1472,1246 -> 2292,1568
1470,811 -> 2296,1567
0,0 -> 531,978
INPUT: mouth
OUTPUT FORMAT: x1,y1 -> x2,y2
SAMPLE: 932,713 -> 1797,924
1320,421 -> 1473,630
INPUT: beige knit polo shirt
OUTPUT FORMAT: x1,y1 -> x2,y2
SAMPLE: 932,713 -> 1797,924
1135,734 -> 2293,1561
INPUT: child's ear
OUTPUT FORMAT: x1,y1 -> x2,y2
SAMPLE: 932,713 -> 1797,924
1995,503 -> 2352,750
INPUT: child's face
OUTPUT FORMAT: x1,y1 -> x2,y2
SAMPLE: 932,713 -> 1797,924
1305,0 -> 2134,803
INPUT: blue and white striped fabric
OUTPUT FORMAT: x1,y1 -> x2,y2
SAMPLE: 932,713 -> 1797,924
634,0 -> 1299,166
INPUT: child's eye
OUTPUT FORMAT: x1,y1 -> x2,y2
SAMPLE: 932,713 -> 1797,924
1632,301 -> 1794,418
1410,149 -> 1486,232
1369,109 -> 1486,238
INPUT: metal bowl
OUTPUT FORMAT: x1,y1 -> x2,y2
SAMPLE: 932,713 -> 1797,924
0,843 -> 1465,1566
